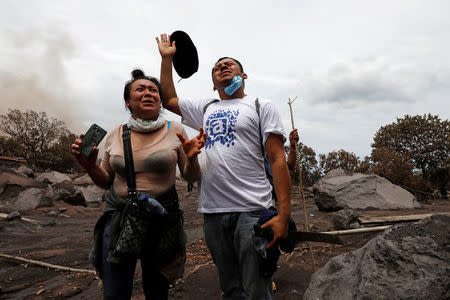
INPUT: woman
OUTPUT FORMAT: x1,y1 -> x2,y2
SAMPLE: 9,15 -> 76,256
71,69 -> 205,299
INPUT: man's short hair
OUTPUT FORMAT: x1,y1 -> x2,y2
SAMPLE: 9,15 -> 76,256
212,57 -> 244,74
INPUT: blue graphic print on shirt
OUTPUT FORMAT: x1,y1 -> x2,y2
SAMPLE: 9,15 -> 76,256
205,109 -> 239,148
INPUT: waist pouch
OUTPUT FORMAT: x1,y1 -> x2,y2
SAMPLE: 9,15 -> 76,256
255,207 -> 297,278
146,210 -> 185,267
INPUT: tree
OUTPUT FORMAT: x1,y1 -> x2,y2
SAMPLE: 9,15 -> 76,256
318,149 -> 360,175
370,147 -> 415,186
0,135 -> 23,157
0,109 -> 70,168
288,142 -> 321,186
354,156 -> 372,174
47,132 -> 84,173
32,131 -> 83,173
371,114 -> 449,179
429,167 -> 449,199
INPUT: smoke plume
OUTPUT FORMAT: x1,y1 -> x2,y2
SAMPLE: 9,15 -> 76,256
0,28 -> 83,133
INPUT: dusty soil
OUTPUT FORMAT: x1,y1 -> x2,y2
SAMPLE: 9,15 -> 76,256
0,180 -> 448,300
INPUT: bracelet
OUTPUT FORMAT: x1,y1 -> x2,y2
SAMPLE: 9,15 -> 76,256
188,156 -> 198,163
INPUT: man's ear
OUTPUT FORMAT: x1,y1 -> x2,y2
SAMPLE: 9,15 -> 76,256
242,73 -> 248,79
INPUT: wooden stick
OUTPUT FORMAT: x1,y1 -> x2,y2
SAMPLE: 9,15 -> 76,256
287,97 -> 316,271
318,213 -> 449,236
321,225 -> 392,235
358,212 -> 449,224
288,96 -> 297,130
287,98 -> 308,229
0,253 -> 96,274
0,213 -> 42,225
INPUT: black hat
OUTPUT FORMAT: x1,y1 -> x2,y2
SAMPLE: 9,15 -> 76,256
170,31 -> 199,79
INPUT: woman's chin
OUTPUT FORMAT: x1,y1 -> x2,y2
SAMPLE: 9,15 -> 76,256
134,111 -> 159,121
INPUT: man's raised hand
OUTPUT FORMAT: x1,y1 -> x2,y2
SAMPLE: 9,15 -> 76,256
156,33 -> 176,58
289,129 -> 299,145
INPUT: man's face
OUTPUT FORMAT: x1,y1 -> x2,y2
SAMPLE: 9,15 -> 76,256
212,58 -> 243,88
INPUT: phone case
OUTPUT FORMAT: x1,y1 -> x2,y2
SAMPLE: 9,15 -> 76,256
80,124 -> 107,157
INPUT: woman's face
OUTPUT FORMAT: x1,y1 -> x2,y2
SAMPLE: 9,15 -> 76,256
126,79 -> 161,120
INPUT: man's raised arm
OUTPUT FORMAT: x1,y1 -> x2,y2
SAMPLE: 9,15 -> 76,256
156,33 -> 181,116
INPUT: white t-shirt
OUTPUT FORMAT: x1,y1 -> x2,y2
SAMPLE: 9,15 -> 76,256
179,96 -> 286,213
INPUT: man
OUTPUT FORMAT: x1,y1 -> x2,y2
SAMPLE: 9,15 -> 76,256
156,34 -> 291,299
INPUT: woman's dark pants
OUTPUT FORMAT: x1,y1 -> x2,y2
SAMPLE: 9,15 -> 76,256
101,217 -> 169,300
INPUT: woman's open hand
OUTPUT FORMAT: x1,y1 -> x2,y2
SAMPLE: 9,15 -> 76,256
177,127 -> 206,161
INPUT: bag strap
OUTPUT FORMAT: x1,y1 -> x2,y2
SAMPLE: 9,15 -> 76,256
122,124 -> 137,201
255,98 -> 270,171
203,99 -> 220,115
255,98 -> 277,201
255,98 -> 266,157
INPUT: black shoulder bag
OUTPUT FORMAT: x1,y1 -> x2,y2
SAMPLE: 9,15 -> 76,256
110,124 -> 154,258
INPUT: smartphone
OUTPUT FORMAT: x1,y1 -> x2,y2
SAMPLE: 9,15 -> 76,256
79,124 -> 107,157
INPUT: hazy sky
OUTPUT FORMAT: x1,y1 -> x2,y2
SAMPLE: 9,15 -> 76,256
1,0 -> 449,158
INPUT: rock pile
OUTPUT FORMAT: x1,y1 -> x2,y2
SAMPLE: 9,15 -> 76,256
0,167 -> 106,214
304,214 -> 450,300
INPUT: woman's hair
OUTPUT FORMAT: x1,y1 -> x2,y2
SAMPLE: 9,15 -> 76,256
123,69 -> 163,112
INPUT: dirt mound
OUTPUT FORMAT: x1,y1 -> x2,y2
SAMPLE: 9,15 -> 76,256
0,178 -> 449,299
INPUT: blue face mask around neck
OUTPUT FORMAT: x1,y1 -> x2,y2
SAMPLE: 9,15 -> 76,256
224,75 -> 243,96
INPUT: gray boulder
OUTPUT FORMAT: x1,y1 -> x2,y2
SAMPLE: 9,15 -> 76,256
332,209 -> 362,230
14,187 -> 54,212
0,205 -> 17,214
36,171 -> 72,185
313,169 -> 420,211
304,214 -> 450,300
52,183 -> 86,206
7,211 -> 21,220
16,166 -> 34,178
0,169 -> 35,194
0,166 -> 25,176
72,174 -> 93,185
46,210 -> 59,217
0,170 -> 48,213
52,183 -> 106,207
76,185 -> 106,207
